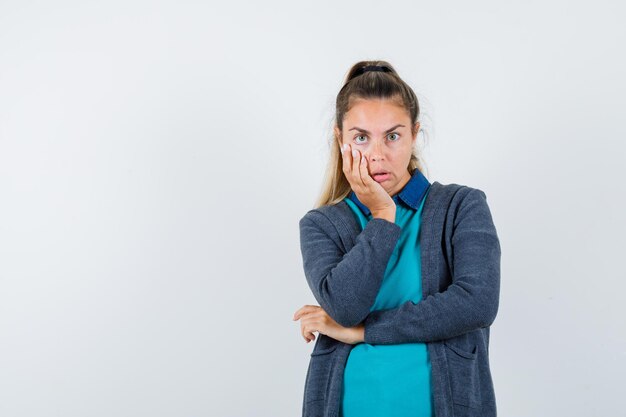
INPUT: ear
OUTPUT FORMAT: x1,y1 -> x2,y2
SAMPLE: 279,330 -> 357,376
412,122 -> 420,143
334,125 -> 342,146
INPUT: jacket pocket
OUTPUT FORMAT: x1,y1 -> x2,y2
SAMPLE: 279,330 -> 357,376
443,340 -> 481,409
305,341 -> 337,405
310,345 -> 337,356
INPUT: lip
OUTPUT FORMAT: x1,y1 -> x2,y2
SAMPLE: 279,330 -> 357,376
372,172 -> 391,183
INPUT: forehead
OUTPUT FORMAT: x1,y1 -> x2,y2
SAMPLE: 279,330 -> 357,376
345,98 -> 410,126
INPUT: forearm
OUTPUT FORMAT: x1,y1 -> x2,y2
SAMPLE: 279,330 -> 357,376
300,212 -> 401,328
362,278 -> 499,344
362,188 -> 501,344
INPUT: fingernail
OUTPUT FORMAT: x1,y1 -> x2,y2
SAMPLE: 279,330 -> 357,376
352,149 -> 357,157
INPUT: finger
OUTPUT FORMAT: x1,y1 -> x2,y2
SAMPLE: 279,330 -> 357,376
293,306 -> 307,320
301,322 -> 317,343
352,148 -> 366,188
293,305 -> 320,321
358,152 -> 374,187
342,143 -> 353,182
303,326 -> 316,342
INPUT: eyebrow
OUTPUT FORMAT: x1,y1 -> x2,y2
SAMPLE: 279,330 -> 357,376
348,124 -> 405,134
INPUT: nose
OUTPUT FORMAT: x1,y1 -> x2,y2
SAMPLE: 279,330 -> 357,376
369,139 -> 385,162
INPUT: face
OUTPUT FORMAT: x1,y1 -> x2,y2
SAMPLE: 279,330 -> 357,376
335,98 -> 419,197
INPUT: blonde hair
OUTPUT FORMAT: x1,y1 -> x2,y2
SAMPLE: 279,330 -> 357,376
313,60 -> 428,209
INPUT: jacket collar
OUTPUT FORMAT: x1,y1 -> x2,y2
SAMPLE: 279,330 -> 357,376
347,168 -> 431,216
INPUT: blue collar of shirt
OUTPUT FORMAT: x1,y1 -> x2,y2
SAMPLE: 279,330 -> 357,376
347,168 -> 431,216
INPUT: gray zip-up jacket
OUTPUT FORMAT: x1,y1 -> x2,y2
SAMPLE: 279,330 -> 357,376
298,181 -> 501,417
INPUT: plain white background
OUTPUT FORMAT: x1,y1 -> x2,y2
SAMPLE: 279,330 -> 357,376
1,1 -> 624,416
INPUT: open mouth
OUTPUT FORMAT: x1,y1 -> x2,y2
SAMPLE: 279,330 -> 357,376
372,172 -> 391,182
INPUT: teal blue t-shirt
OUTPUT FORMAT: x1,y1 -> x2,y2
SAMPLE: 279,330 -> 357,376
340,187 -> 434,417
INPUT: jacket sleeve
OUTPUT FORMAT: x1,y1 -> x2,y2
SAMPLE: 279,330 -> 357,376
362,188 -> 501,344
299,211 -> 402,328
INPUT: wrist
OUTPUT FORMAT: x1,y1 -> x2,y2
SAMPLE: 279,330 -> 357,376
371,209 -> 396,223
351,324 -> 365,344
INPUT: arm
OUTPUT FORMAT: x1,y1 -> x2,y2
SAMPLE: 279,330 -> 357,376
299,211 -> 402,328
362,188 -> 501,344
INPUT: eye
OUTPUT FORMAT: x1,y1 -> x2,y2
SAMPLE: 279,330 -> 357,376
387,132 -> 400,141
354,135 -> 367,144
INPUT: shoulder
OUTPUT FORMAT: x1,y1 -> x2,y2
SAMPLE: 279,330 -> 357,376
427,181 -> 490,208
431,182 -> 498,240
425,181 -> 496,232
299,200 -> 348,228
298,200 -> 355,245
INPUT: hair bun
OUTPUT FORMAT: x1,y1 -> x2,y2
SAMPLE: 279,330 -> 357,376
351,65 -> 392,78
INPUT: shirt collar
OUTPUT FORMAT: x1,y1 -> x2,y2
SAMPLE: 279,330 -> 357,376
347,168 -> 430,216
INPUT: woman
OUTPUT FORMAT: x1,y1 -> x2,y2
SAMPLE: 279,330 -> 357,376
292,60 -> 501,417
